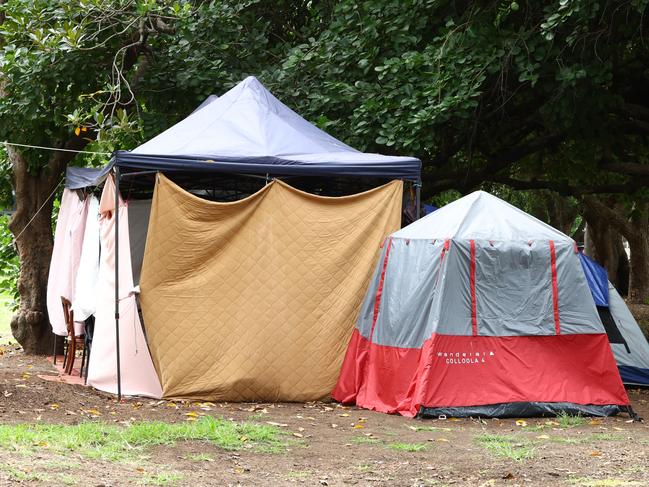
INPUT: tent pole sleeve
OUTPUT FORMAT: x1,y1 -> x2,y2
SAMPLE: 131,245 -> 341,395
415,180 -> 421,220
114,166 -> 122,401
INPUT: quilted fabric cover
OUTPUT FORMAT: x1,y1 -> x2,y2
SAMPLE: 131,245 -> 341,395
140,174 -> 403,401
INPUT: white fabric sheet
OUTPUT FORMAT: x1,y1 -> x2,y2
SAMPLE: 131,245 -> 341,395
72,196 -> 100,321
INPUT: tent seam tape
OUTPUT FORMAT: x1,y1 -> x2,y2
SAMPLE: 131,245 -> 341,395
550,240 -> 561,334
470,239 -> 477,336
369,237 -> 393,343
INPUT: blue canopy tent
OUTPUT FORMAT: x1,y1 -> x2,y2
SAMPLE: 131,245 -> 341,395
97,76 -> 422,399
111,76 -> 420,182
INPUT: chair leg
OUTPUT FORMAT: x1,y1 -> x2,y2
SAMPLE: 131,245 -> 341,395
65,338 -> 76,375
52,334 -> 57,365
62,338 -> 68,370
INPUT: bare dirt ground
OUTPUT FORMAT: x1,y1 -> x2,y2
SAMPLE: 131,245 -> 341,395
1,344 -> 649,487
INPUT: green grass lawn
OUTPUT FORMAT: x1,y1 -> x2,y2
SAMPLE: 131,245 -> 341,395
0,292 -> 13,344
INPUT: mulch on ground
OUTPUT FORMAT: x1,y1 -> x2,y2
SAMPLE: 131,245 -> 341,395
1,343 -> 649,486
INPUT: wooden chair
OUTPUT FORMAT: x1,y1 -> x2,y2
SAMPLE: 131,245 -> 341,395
60,297 -> 85,375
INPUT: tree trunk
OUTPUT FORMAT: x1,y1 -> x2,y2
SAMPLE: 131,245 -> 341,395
627,223 -> 649,304
6,146 -> 65,354
583,221 -> 629,294
582,196 -> 649,303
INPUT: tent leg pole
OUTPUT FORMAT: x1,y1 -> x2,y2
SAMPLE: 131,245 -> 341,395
114,166 -> 122,402
415,180 -> 421,220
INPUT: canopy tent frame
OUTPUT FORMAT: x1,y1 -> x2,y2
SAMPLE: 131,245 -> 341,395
114,165 -> 122,400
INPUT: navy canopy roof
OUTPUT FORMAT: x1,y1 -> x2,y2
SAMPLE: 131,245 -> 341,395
113,76 -> 421,181
65,165 -> 112,189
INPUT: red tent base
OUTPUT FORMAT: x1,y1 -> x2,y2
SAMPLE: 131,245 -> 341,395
333,331 -> 630,417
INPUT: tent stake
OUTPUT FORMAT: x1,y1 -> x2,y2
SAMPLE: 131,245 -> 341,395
114,166 -> 122,402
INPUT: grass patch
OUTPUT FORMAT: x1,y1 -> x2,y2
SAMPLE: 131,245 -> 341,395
523,424 -> 548,432
185,453 -> 214,462
570,479 -> 642,487
556,412 -> 587,428
0,463 -> 51,482
386,442 -> 427,452
58,474 -> 79,485
409,425 -> 452,432
40,459 -> 83,470
474,434 -> 535,461
549,436 -> 582,444
549,433 -> 626,445
137,471 -> 183,486
589,433 -> 625,442
0,416 -> 286,463
286,471 -> 311,479
352,436 -> 382,445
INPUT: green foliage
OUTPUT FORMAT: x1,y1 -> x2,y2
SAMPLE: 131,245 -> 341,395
0,146 -> 13,209
0,215 -> 19,309
0,1 -> 179,171
3,0 -> 648,196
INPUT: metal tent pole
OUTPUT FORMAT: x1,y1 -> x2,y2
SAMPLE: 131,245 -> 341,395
114,166 -> 122,401
415,179 -> 422,220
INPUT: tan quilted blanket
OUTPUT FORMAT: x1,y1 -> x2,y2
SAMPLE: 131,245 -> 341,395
140,174 -> 403,401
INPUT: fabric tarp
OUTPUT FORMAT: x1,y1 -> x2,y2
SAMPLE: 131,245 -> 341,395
47,189 -> 89,336
86,176 -> 162,398
140,174 -> 402,401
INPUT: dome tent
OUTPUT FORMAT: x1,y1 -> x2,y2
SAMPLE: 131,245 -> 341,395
333,191 -> 631,418
579,252 -> 649,386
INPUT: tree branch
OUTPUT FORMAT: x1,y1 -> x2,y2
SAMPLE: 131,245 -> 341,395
581,195 -> 634,239
601,161 -> 649,177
